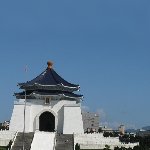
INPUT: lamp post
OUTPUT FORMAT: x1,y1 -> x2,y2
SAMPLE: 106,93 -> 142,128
23,89 -> 27,150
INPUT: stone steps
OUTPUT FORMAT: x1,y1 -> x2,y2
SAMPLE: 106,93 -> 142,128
11,132 -> 34,150
55,134 -> 74,150
30,131 -> 55,150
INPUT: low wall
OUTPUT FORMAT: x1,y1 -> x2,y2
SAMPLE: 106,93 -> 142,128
80,143 -> 139,149
74,133 -> 138,149
0,130 -> 16,146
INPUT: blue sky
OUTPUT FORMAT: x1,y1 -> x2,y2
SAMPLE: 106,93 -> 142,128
0,0 -> 150,129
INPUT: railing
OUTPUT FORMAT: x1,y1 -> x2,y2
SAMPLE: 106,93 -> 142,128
53,132 -> 56,150
73,132 -> 75,150
10,131 -> 18,150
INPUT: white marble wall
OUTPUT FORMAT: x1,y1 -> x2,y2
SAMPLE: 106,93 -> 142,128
9,99 -> 83,134
63,104 -> 84,134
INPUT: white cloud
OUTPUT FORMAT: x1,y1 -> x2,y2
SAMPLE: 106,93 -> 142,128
96,108 -> 106,121
96,108 -> 135,129
100,121 -> 136,130
81,105 -> 90,112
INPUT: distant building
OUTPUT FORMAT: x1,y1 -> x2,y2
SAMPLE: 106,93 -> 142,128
3,121 -> 10,129
0,121 -> 10,130
82,111 -> 99,132
119,125 -> 125,135
99,126 -> 114,133
136,129 -> 150,137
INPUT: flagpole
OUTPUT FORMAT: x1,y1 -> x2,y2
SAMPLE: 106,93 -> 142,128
23,89 -> 26,150
23,65 -> 28,150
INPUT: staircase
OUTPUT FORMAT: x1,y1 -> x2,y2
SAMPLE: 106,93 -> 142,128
30,131 -> 55,150
11,132 -> 34,150
55,134 -> 74,150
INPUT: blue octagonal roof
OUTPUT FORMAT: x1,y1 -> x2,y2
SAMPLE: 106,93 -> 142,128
19,62 -> 80,91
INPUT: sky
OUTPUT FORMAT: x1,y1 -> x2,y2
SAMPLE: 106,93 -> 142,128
0,0 -> 150,129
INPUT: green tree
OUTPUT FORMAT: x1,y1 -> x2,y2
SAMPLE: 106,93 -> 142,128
103,145 -> 111,150
75,143 -> 80,150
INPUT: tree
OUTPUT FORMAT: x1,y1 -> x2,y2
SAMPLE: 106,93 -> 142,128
75,143 -> 80,150
103,145 -> 111,150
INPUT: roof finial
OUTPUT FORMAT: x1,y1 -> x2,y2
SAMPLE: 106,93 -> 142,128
47,61 -> 53,69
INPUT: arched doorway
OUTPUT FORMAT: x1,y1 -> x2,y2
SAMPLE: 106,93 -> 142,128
39,111 -> 55,132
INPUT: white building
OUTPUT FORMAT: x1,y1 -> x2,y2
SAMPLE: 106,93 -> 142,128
9,61 -> 84,134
